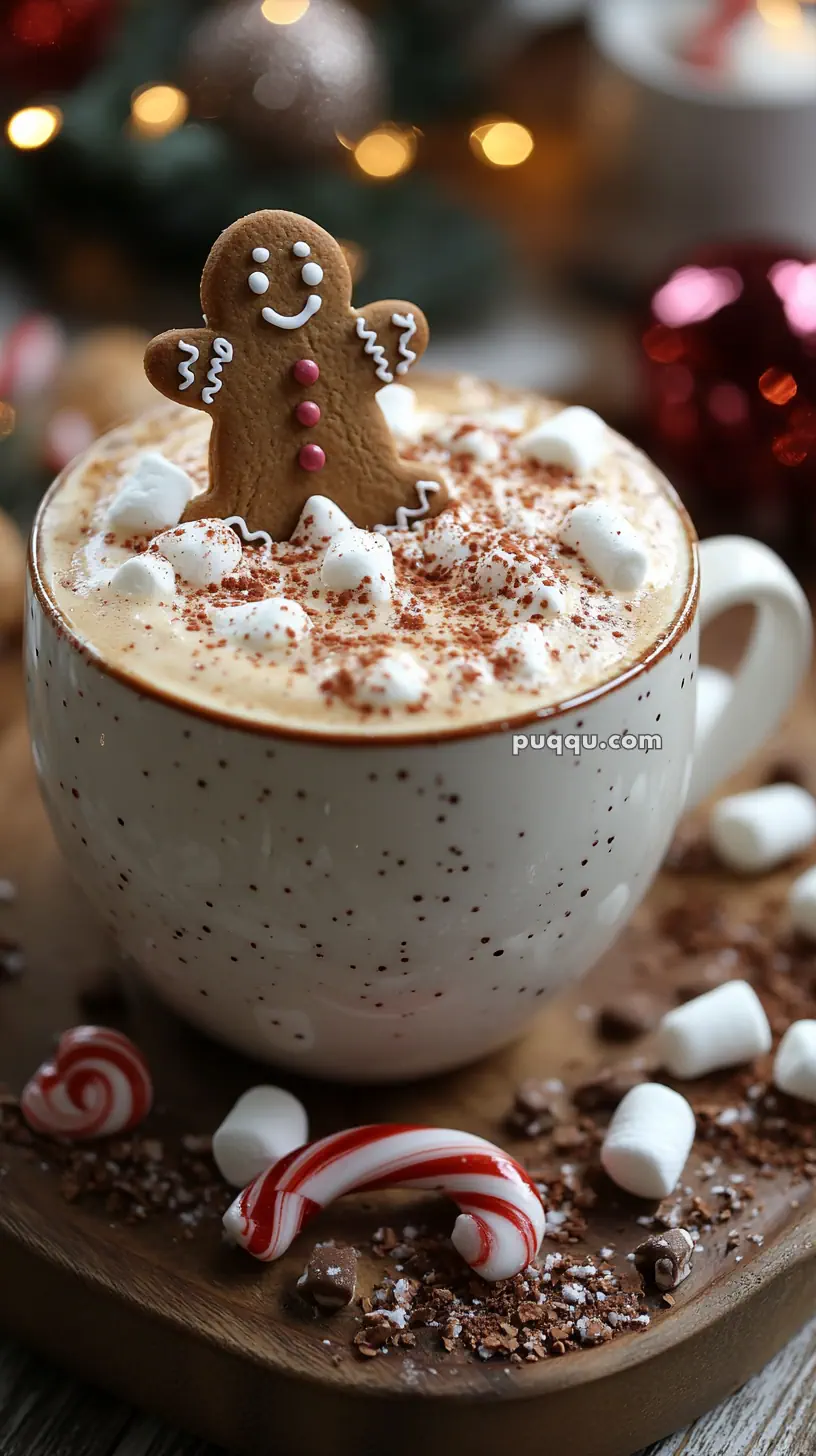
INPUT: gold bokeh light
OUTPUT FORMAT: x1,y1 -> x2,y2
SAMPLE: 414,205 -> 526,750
131,85 -> 189,138
6,105 -> 61,150
469,118 -> 534,168
757,0 -> 806,28
261,0 -> 310,23
353,126 -> 416,180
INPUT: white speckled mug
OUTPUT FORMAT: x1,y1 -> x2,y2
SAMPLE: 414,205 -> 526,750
27,492 -> 810,1078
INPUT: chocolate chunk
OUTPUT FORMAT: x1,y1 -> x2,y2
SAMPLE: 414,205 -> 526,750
506,1077 -> 556,1137
596,996 -> 657,1043
572,1065 -> 648,1112
764,760 -> 808,790
299,1243 -> 358,1311
634,1228 -> 694,1292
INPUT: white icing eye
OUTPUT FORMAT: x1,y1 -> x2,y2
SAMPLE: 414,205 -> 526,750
292,240 -> 310,258
252,247 -> 270,263
301,261 -> 323,286
248,271 -> 269,295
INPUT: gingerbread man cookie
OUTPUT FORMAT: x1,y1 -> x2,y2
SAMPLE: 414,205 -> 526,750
143,210 -> 448,540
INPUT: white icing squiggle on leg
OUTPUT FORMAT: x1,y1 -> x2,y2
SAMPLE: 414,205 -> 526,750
356,316 -> 393,384
392,312 -> 417,376
374,480 -> 440,535
202,337 -> 233,404
224,516 -> 273,551
177,340 -> 199,391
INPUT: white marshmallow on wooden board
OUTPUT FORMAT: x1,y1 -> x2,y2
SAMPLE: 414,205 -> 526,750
559,502 -> 649,592
109,553 -> 177,600
601,1083 -> 696,1200
291,495 -> 354,546
493,623 -> 550,686
788,864 -> 816,941
354,650 -> 428,707
152,519 -> 242,587
773,1020 -> 816,1105
657,980 -> 771,1079
375,383 -> 420,440
709,784 -> 816,874
518,406 -> 608,476
212,1086 -> 309,1188
106,453 -> 195,534
321,527 -> 395,603
694,665 -> 732,742
211,597 -> 311,655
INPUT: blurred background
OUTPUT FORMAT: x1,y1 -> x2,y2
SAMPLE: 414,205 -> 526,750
1,0 -> 816,626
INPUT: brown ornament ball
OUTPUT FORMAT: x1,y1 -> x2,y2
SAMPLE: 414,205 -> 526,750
184,0 -> 386,158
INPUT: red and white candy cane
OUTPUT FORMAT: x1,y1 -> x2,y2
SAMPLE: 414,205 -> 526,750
223,1124 -> 546,1282
21,1026 -> 153,1140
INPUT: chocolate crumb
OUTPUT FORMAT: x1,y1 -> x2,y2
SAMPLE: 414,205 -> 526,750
572,1066 -> 648,1112
596,995 -> 658,1043
0,939 -> 25,980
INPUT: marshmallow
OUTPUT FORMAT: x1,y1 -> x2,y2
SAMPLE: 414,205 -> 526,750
657,980 -> 772,1079
448,654 -> 493,699
773,1020 -> 816,1105
292,494 -> 354,546
493,623 -> 550,686
212,1086 -> 309,1188
376,382 -> 419,440
484,404 -> 527,433
710,784 -> 816,874
109,553 -> 177,600
212,597 -> 311,655
321,527 -> 395,603
152,519 -> 242,587
449,428 -> 501,465
559,502 -> 649,592
474,548 -> 524,598
517,577 -> 565,622
106,452 -> 195,534
601,1083 -> 696,1200
355,650 -> 428,707
518,406 -> 608,476
788,865 -> 816,941
421,519 -> 472,575
695,664 -> 732,741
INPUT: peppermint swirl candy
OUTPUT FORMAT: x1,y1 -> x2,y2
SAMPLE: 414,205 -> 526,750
21,1025 -> 153,1140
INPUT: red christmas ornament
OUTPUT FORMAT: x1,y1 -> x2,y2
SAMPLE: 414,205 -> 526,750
640,243 -> 816,561
0,0 -> 116,92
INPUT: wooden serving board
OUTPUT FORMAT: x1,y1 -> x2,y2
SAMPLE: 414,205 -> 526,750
1,613 -> 814,1456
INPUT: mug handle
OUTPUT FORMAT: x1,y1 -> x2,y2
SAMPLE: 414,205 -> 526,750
686,535 -> 812,809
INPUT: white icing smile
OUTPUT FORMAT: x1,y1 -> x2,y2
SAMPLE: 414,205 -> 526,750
262,295 -> 322,330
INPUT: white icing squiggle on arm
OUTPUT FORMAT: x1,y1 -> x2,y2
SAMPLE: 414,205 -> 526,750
177,340 -> 199,391
374,480 -> 440,534
392,312 -> 417,376
356,316 -> 393,384
201,337 -> 233,404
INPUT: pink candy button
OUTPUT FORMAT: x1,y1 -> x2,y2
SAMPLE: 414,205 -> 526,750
295,400 -> 321,427
293,359 -> 319,385
299,443 -> 326,471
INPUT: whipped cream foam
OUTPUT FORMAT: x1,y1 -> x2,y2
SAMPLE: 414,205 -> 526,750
38,376 -> 693,737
